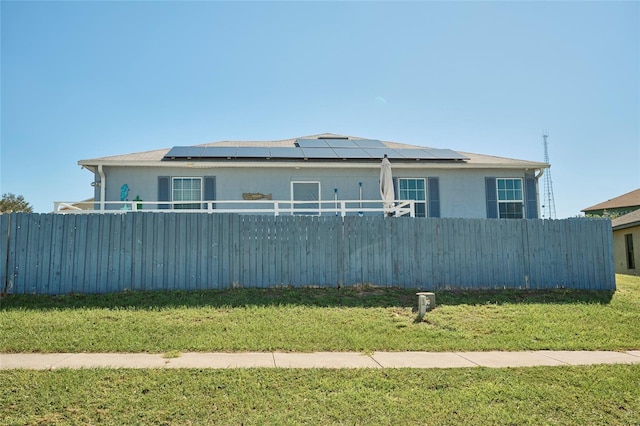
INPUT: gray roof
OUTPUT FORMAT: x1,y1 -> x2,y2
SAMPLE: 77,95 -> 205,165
78,133 -> 549,170
612,208 -> 640,231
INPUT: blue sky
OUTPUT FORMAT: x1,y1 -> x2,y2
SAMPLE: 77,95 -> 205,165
1,1 -> 638,217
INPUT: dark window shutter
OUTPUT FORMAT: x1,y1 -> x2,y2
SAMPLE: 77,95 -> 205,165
525,175 -> 538,219
203,176 -> 216,209
428,177 -> 440,218
485,177 -> 498,218
158,176 -> 170,209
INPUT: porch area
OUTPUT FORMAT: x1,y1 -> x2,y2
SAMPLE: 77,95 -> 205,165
53,199 -> 416,217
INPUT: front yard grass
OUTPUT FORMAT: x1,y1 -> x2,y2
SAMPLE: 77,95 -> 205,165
2,275 -> 639,425
2,274 -> 639,353
2,365 -> 639,425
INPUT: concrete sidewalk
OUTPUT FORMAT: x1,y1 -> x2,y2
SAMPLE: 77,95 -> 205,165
2,351 -> 639,370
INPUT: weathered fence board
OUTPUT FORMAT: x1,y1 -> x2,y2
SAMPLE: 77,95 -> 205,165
0,213 -> 616,294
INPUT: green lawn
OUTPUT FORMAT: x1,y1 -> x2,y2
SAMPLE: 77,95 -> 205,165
2,275 -> 640,425
1,365 -> 638,425
1,275 -> 639,353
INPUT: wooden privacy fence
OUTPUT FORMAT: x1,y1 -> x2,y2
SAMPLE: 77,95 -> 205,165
0,213 -> 615,295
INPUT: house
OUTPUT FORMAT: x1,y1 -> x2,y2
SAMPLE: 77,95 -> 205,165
611,209 -> 640,276
68,133 -> 549,219
581,188 -> 640,218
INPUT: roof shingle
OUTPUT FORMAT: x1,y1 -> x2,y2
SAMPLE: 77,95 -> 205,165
582,188 -> 640,212
612,208 -> 640,230
78,133 -> 549,169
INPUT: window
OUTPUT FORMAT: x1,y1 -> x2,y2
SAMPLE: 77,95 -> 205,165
625,234 -> 636,270
291,181 -> 320,215
172,177 -> 202,209
398,178 -> 426,217
497,178 -> 523,219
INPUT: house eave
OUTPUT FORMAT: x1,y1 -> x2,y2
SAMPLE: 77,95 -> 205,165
78,159 -> 549,170
612,222 -> 640,232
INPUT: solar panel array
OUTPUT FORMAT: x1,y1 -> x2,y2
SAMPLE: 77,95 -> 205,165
296,138 -> 387,149
163,139 -> 469,161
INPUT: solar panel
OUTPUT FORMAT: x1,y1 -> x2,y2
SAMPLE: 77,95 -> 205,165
333,148 -> 372,159
200,147 -> 237,158
321,139 -> 358,149
394,149 -> 438,159
425,148 -> 469,160
363,148 -> 404,159
166,141 -> 469,162
164,146 -> 205,159
354,139 -> 385,149
236,147 -> 271,158
296,139 -> 329,148
299,147 -> 340,158
268,147 -> 306,158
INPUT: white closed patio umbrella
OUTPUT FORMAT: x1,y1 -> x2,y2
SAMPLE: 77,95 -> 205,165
379,154 -> 395,216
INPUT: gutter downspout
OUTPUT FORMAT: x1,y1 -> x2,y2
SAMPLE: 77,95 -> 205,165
98,165 -> 106,211
535,169 -> 544,219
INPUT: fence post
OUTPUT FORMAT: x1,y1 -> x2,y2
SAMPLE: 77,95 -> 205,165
1,213 -> 10,295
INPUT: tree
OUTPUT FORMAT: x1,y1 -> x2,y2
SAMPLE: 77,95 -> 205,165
0,193 -> 33,213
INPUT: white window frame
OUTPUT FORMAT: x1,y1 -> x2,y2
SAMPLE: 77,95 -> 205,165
398,178 -> 426,218
496,178 -> 524,219
172,177 -> 203,209
290,181 -> 321,216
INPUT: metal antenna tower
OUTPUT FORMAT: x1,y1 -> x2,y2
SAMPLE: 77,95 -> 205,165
541,132 -> 557,219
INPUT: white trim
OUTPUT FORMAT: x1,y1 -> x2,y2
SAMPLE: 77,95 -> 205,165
171,177 -> 203,208
398,178 -> 427,217
79,160 -> 549,170
496,178 -> 524,219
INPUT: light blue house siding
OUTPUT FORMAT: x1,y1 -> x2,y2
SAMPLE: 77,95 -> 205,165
94,165 -> 539,219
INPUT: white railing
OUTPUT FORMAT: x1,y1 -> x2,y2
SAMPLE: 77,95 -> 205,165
53,199 -> 416,217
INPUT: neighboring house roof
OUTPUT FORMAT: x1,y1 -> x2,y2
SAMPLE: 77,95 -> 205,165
78,133 -> 549,170
611,208 -> 640,231
58,198 -> 95,211
582,188 -> 640,213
